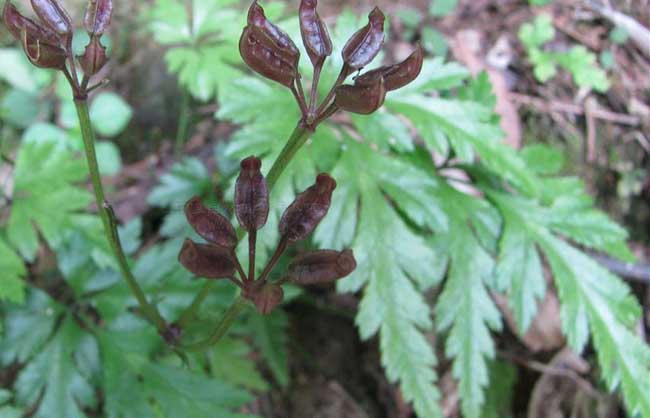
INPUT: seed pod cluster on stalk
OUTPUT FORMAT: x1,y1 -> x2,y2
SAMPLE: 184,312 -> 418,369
178,156 -> 356,315
2,0 -> 113,98
239,0 -> 423,129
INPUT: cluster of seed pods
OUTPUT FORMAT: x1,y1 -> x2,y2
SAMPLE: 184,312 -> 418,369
239,0 -> 424,128
3,0 -> 112,98
178,157 -> 356,315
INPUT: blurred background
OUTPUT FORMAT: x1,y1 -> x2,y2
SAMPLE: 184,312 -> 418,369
0,0 -> 649,417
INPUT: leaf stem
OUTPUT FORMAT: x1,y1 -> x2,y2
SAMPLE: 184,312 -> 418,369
74,99 -> 168,334
177,281 -> 214,329
266,123 -> 313,189
174,88 -> 191,158
182,296 -> 249,352
248,230 -> 257,282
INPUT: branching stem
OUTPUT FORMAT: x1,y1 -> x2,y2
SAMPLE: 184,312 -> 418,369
74,100 -> 168,334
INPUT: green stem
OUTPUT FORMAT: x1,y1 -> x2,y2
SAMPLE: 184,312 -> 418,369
74,100 -> 167,334
183,296 -> 249,352
177,280 -> 214,329
174,89 -> 191,158
266,123 -> 312,189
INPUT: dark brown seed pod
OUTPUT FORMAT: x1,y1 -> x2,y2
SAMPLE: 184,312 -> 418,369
299,0 -> 332,66
184,196 -> 237,249
279,173 -> 337,242
252,282 -> 284,315
239,1 -> 300,87
77,36 -> 107,76
234,156 -> 269,231
20,26 -> 67,69
3,2 -> 61,46
288,249 -> 356,284
84,0 -> 113,36
178,239 -> 236,279
334,77 -> 386,114
354,44 -> 424,91
30,0 -> 72,39
341,7 -> 385,73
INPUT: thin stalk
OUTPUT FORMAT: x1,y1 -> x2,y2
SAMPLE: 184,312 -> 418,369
177,280 -> 214,328
308,60 -> 323,118
174,89 -> 191,158
314,66 -> 348,117
266,123 -> 312,189
183,296 -> 249,352
248,230 -> 256,282
290,83 -> 308,116
74,100 -> 167,333
231,250 -> 248,283
257,236 -> 288,284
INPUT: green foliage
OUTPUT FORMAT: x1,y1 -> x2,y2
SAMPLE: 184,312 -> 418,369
15,318 -> 96,418
247,311 -> 290,387
7,138 -> 93,261
143,0 -> 250,101
0,239 -> 26,303
100,330 -> 252,418
89,92 -> 133,137
147,157 -> 212,207
519,14 -> 610,92
488,190 -> 650,417
429,0 -> 458,17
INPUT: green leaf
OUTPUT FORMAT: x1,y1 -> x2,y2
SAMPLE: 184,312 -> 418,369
1,88 -> 47,128
7,140 -> 93,260
520,143 -> 564,175
559,46 -> 610,92
519,14 -> 555,49
609,26 -> 629,44
146,0 -> 243,100
247,311 -> 290,387
0,49 -> 42,92
434,184 -> 502,418
489,191 -> 650,417
211,337 -> 269,391
0,290 -> 59,365
316,140 -> 444,418
493,197 -> 546,333
430,0 -> 458,17
95,141 -> 123,176
421,27 -> 448,57
386,95 -> 539,195
90,92 -> 133,137
0,238 -> 26,303
15,318 -> 95,418
147,157 -> 211,207
481,360 -> 516,418
100,329 -> 252,418
0,389 -> 11,404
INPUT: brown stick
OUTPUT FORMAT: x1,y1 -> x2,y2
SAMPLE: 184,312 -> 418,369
510,93 -> 640,126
